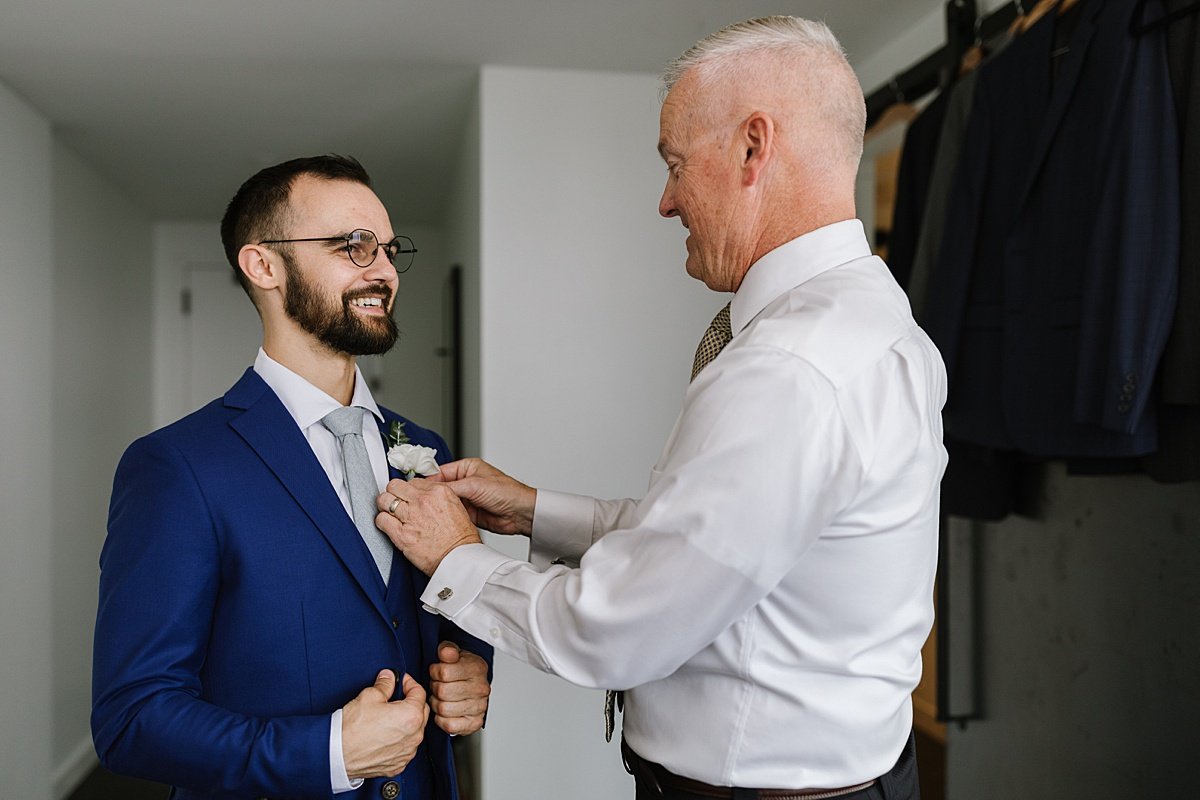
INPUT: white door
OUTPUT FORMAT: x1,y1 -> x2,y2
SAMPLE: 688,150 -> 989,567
184,263 -> 262,411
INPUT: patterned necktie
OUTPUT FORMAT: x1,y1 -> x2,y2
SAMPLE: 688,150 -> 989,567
604,303 -> 737,741
690,302 -> 733,382
321,406 -> 392,584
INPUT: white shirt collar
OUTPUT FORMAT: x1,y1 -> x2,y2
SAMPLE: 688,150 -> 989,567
253,347 -> 383,432
730,219 -> 873,335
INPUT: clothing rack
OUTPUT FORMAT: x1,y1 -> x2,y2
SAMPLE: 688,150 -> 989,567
864,0 -> 1200,734
864,0 -> 1022,128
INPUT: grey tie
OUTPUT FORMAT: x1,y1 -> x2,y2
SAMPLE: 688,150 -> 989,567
322,406 -> 392,584
604,303 -> 737,741
690,302 -> 733,382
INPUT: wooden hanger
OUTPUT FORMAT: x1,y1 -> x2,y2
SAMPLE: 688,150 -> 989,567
864,78 -> 917,143
958,15 -> 987,75
1010,0 -> 1060,34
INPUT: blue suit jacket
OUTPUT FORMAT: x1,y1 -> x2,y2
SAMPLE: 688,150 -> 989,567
92,368 -> 492,799
923,0 -> 1180,458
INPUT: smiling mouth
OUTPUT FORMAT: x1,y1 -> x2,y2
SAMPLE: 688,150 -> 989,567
348,295 -> 389,313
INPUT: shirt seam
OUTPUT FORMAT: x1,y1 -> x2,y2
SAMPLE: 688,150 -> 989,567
723,610 -> 759,784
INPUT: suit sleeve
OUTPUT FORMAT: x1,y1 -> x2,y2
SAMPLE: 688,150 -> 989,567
92,435 -> 333,798
1075,15 -> 1179,434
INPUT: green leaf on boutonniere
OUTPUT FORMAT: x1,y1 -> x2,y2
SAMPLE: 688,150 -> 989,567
388,420 -> 410,448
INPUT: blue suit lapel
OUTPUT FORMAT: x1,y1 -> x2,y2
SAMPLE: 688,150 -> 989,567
225,369 -> 391,622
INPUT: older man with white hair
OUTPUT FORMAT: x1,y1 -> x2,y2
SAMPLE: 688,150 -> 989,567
375,16 -> 946,800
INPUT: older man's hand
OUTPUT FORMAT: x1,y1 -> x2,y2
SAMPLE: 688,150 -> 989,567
427,458 -> 538,537
429,641 -> 491,736
376,478 -> 482,575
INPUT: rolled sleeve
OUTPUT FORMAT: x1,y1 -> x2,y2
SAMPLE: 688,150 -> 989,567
529,490 -> 597,568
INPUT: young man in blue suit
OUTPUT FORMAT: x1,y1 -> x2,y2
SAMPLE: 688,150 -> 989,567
92,155 -> 493,800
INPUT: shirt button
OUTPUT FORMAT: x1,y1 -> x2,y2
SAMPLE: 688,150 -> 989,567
381,780 -> 400,799
490,627 -> 501,639
437,587 -> 453,600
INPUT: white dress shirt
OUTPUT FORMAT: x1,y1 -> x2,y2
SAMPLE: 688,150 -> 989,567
420,220 -> 948,789
253,348 -> 390,794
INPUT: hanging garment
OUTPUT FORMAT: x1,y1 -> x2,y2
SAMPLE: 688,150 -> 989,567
908,33 -> 1014,322
887,90 -> 952,290
924,0 -> 1180,460
1144,0 -> 1200,482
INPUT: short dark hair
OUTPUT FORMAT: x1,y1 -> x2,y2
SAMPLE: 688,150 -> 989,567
219,154 -> 373,296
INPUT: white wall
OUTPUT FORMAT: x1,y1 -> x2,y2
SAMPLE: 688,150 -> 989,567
50,140 -> 155,794
376,224 -> 454,436
445,76 -> 483,459
474,64 -> 716,800
152,222 -> 225,426
0,76 -> 55,800
1,75 -> 156,800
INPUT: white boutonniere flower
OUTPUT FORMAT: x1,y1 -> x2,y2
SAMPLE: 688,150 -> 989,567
386,420 -> 439,479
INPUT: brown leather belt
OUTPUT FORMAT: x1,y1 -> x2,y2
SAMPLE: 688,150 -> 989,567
620,739 -> 877,800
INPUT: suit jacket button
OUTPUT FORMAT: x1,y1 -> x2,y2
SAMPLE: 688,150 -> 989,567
381,780 -> 400,799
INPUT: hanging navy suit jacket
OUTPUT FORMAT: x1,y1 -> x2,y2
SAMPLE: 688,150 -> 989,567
93,368 -> 493,799
924,0 -> 1180,458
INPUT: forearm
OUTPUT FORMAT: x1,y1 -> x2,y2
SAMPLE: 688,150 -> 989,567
421,538 -> 764,690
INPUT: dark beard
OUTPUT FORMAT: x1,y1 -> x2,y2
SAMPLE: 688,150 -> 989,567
281,251 -> 399,356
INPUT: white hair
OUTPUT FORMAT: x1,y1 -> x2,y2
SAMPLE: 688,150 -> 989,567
661,16 -> 866,167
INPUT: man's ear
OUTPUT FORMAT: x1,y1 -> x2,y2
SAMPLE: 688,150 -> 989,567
237,244 -> 282,293
740,112 -> 774,187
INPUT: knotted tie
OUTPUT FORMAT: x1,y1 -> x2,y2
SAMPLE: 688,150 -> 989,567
690,302 -> 733,382
604,302 -> 736,741
322,406 -> 392,584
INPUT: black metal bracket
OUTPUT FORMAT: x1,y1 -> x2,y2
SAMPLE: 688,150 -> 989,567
936,515 -> 985,726
865,0 -> 1022,128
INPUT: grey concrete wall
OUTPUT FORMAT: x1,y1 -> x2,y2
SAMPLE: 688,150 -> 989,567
945,464 -> 1199,797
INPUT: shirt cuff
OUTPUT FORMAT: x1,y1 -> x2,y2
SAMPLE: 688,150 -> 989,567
330,709 -> 364,793
421,542 -> 516,616
529,490 -> 596,568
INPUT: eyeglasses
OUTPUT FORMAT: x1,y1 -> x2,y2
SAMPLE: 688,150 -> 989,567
258,229 -> 417,273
